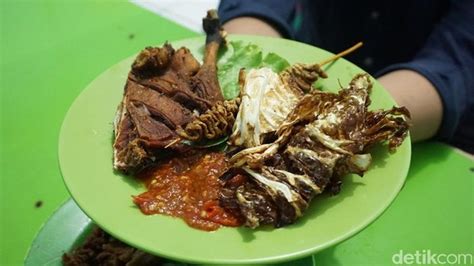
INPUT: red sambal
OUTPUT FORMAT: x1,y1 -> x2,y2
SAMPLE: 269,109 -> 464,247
133,152 -> 242,231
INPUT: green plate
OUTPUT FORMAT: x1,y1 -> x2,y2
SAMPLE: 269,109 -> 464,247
59,35 -> 411,264
24,199 -> 314,266
25,199 -> 92,266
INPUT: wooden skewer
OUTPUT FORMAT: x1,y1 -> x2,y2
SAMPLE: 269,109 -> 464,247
164,137 -> 182,148
318,42 -> 363,66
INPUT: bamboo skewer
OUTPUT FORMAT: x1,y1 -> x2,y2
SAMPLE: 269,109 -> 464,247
318,42 -> 363,66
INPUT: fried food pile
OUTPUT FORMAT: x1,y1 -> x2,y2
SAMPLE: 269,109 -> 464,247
220,74 -> 409,228
63,227 -> 163,266
113,11 -> 225,173
112,10 -> 410,230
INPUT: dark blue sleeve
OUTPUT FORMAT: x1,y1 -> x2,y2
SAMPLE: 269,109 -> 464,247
376,0 -> 474,142
218,0 -> 298,38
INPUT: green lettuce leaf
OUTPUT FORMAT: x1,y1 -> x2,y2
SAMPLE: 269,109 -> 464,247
218,41 -> 290,100
262,52 -> 290,73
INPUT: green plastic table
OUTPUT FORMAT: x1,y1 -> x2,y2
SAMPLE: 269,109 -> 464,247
1,1 -> 472,265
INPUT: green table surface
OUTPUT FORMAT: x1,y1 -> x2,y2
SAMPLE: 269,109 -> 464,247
1,1 -> 473,265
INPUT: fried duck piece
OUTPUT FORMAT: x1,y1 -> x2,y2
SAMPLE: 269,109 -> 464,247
220,74 -> 410,228
113,81 -> 186,173
130,44 -> 211,112
191,9 -> 226,104
113,10 -> 225,173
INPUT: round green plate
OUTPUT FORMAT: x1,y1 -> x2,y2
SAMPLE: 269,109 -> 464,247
59,35 -> 411,264
25,199 -> 92,266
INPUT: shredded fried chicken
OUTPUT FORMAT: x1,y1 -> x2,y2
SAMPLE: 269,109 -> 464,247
220,74 -> 410,228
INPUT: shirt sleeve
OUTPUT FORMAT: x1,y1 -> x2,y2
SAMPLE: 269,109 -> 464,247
376,0 -> 474,142
217,0 -> 298,38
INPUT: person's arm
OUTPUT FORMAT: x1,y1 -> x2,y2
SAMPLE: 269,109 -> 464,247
376,0 -> 474,143
223,17 -> 282,37
378,70 -> 443,142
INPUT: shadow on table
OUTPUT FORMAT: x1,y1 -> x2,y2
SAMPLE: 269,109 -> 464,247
310,142 -> 460,266
312,246 -> 342,266
406,141 -> 453,180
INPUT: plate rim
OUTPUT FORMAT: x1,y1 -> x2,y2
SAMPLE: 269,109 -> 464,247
24,198 -> 92,266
